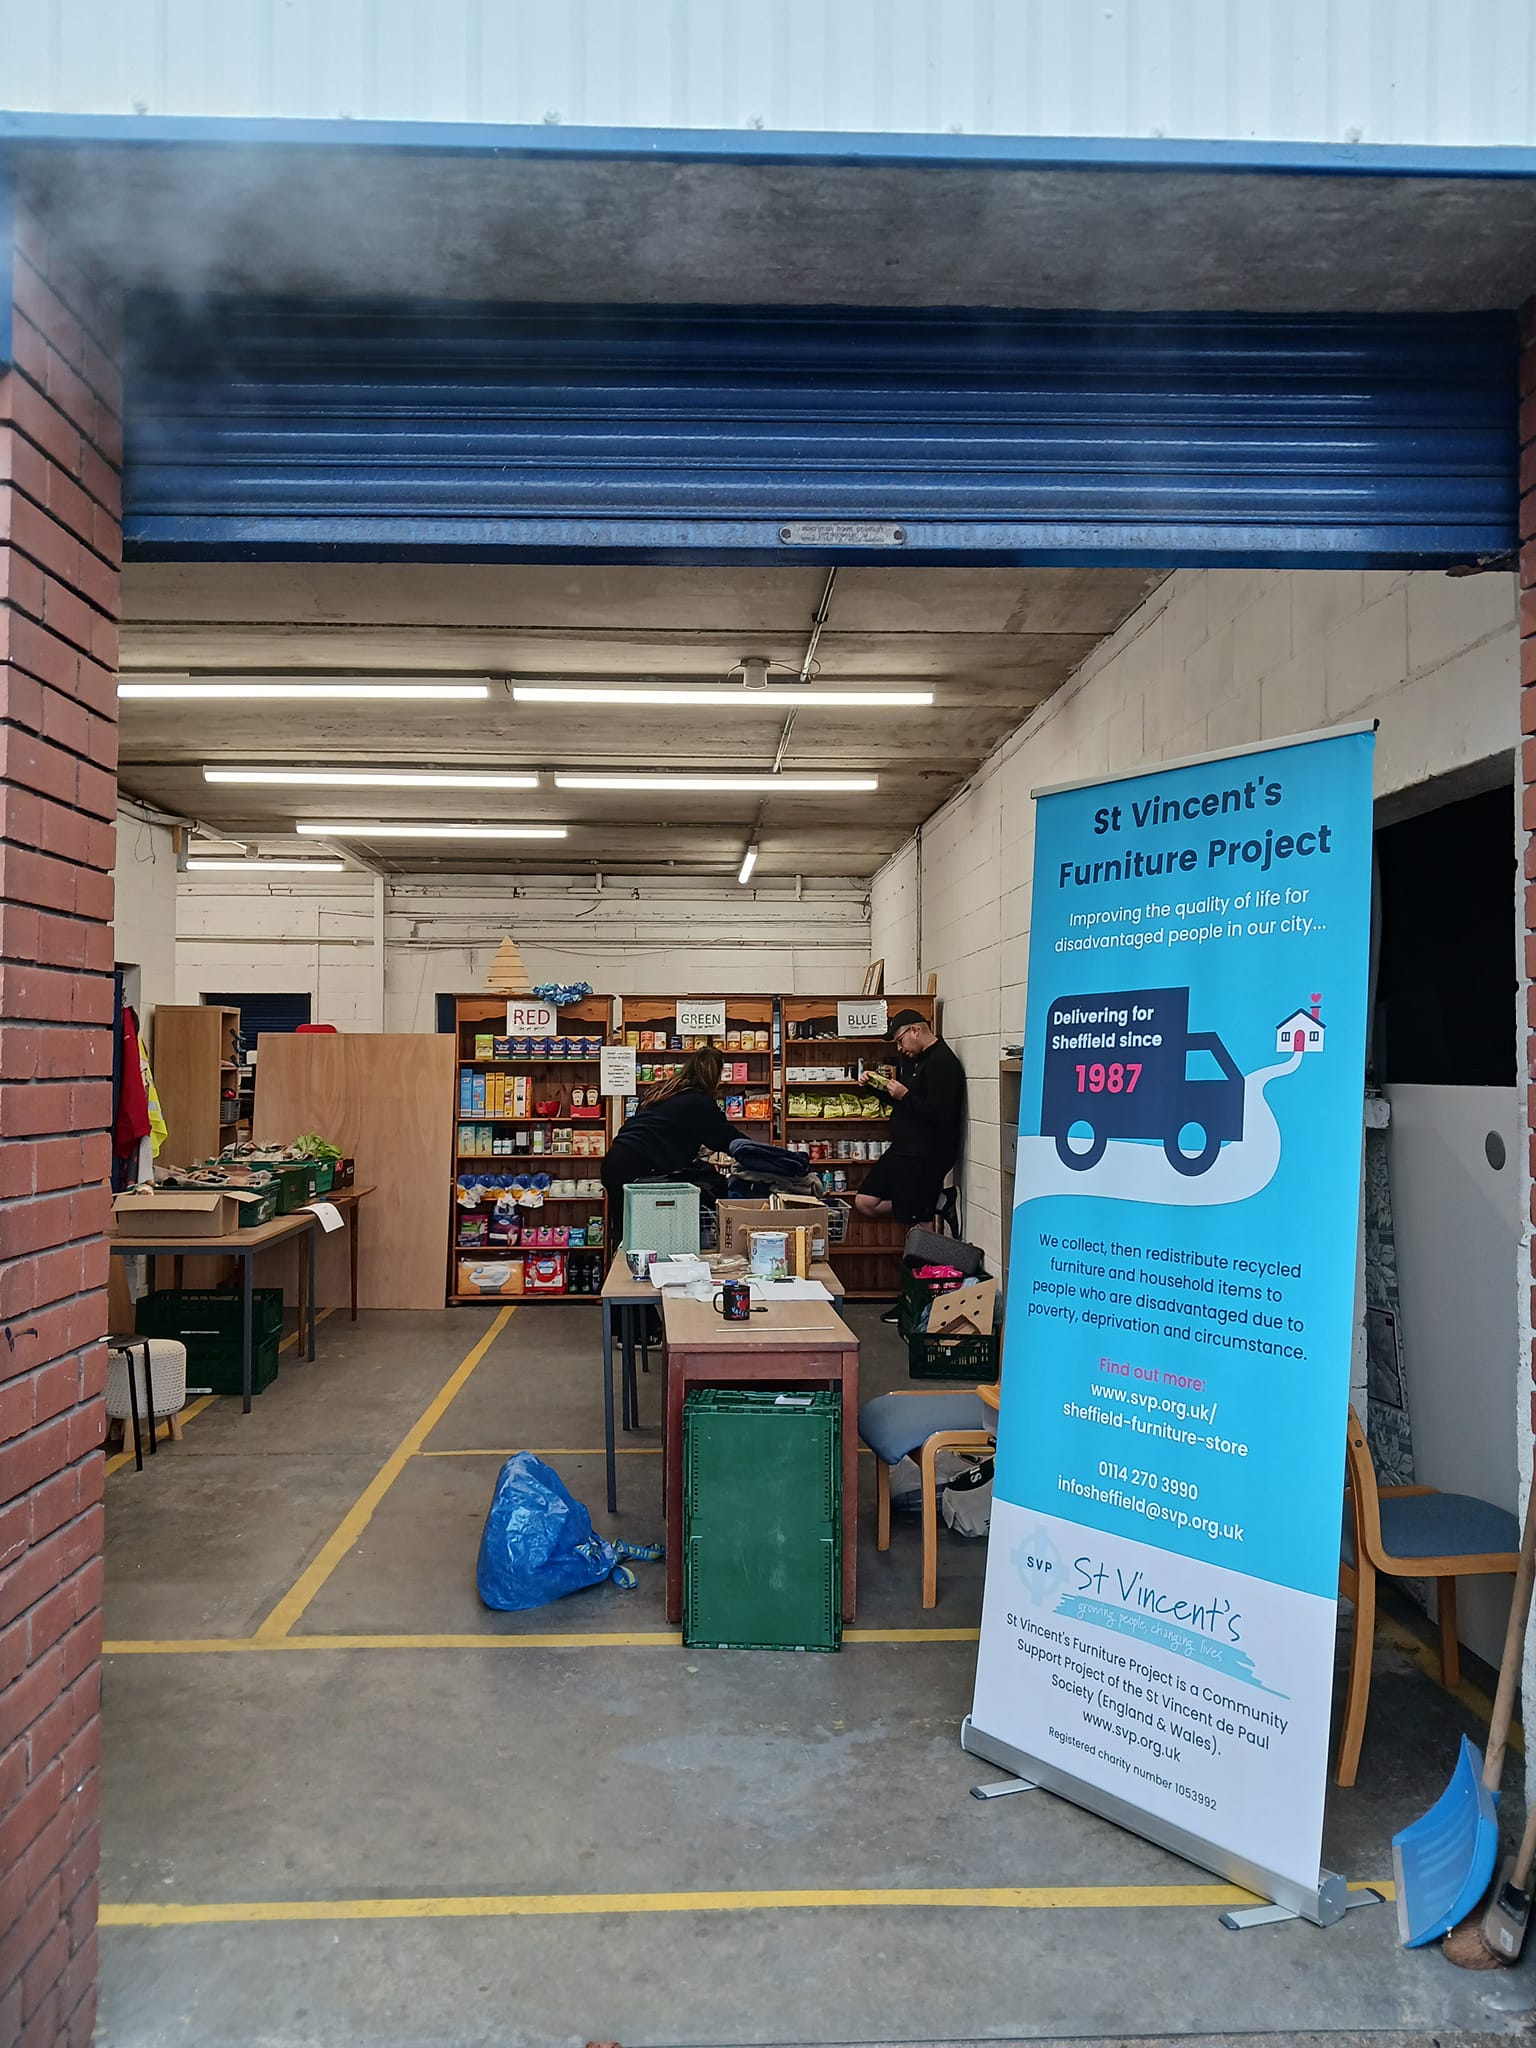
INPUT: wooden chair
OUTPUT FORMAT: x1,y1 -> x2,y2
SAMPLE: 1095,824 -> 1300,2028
1336,1403 -> 1520,1786
864,1385 -> 996,1608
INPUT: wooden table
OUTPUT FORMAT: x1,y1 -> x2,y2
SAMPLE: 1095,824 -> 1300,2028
109,1210 -> 320,1414
660,1293 -> 861,1624
597,1254 -> 845,1514
316,1183 -> 375,1320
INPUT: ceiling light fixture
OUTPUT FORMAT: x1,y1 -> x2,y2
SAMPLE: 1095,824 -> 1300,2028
512,685 -> 933,709
294,823 -> 567,840
739,844 -> 759,885
203,767 -> 539,789
552,773 -> 878,793
186,858 -> 346,873
120,680 -> 490,701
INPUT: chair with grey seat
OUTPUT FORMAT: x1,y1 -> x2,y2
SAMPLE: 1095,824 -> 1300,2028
859,1389 -> 995,1609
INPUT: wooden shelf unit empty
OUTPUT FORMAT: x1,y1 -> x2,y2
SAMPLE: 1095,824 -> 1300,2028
152,1004 -> 243,1167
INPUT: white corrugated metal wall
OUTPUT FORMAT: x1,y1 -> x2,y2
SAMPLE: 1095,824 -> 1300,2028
5,0 -> 1536,145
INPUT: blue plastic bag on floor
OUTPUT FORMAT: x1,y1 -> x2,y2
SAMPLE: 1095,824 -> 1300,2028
476,1452 -> 660,1611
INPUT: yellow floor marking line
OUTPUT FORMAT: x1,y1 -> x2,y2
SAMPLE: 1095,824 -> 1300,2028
105,1309 -> 338,1478
1378,1614 -> 1523,1754
102,1878 -> 1393,1928
255,1306 -> 515,1641
104,1396 -> 217,1478
419,1446 -> 662,1457
102,1625 -> 981,1655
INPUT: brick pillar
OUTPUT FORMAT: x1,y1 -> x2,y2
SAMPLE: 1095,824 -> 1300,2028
0,197 -> 121,2048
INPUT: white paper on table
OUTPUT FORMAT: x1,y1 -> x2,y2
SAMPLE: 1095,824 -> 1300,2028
672,1275 -> 832,1303
649,1257 -> 711,1290
306,1201 -> 345,1234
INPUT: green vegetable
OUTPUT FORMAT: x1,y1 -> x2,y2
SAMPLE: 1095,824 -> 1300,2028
293,1132 -> 342,1164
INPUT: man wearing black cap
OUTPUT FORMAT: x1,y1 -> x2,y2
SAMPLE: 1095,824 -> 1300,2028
855,1011 -> 967,1299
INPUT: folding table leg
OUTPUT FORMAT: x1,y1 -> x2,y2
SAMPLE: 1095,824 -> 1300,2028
601,1302 -> 618,1515
307,1224 -> 317,1360
241,1254 -> 254,1414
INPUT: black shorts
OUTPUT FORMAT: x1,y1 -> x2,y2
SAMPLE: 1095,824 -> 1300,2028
860,1152 -> 949,1224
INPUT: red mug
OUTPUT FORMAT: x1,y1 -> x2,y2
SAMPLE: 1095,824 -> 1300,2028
713,1281 -> 751,1322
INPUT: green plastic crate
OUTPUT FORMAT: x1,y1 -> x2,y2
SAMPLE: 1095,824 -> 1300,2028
236,1188 -> 279,1227
906,1326 -> 1000,1383
622,1181 -> 700,1255
136,1287 -> 285,1345
683,1388 -> 841,1652
898,1266 -> 1000,1383
180,1335 -> 281,1399
273,1161 -> 318,1213
310,1161 -> 336,1195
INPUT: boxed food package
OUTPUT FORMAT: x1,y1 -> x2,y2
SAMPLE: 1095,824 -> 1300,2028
458,1258 -> 524,1297
715,1195 -> 830,1264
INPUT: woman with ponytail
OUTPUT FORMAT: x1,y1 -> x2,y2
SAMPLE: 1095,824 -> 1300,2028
601,1045 -> 736,1217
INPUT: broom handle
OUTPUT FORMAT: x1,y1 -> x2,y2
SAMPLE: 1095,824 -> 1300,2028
1484,1479 -> 1536,1793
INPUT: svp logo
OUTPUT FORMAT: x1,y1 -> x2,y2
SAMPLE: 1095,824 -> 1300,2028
1012,1525 -> 1065,1605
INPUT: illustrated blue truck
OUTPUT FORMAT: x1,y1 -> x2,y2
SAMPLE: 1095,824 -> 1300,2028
1040,986 -> 1244,1176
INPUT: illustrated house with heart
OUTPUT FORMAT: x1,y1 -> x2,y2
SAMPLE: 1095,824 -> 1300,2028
1276,997 -> 1326,1055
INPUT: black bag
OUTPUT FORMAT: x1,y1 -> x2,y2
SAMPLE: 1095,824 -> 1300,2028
903,1225 -> 984,1275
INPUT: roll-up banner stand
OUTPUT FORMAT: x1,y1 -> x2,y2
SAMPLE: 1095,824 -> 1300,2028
965,725 -> 1375,1925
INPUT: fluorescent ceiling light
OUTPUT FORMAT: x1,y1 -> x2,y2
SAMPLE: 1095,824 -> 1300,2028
553,773 -> 878,793
186,858 -> 346,873
512,685 -> 933,708
295,822 -> 567,840
739,844 -> 759,885
120,680 -> 490,701
204,766 -> 539,789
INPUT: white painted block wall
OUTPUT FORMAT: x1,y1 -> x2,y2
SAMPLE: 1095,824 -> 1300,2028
869,567 -> 1519,1274
168,871 -> 872,1032
175,871 -> 385,1030
110,807 -> 178,1029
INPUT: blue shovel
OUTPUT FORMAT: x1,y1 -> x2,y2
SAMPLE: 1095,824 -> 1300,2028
1393,1481 -> 1536,1948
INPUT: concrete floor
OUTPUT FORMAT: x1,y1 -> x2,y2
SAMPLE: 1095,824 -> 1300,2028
100,1304 -> 1536,2048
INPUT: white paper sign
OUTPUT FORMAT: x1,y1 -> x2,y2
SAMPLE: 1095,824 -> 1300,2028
599,1045 -> 637,1096
676,999 -> 727,1038
838,998 -> 888,1038
306,1201 -> 345,1234
506,1000 -> 558,1038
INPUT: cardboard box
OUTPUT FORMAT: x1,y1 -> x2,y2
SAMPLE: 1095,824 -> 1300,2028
715,1195 -> 831,1264
113,1190 -> 241,1238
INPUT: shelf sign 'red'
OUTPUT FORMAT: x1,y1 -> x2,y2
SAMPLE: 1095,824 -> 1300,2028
506,1000 -> 558,1038
838,999 -> 888,1039
677,999 -> 727,1038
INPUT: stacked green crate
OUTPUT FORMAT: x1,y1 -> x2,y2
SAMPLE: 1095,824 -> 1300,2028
683,1389 -> 841,1651
135,1289 -> 285,1397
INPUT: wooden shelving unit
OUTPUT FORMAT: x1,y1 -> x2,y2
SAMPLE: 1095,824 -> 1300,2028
780,994 -> 940,1300
449,993 -> 614,1306
151,1004 -> 243,1167
618,995 -> 778,1142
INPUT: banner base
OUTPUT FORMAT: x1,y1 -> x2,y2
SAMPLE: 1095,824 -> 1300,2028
960,1716 -> 1351,1929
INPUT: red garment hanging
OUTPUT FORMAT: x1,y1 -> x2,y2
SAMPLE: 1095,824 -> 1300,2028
114,1003 -> 152,1161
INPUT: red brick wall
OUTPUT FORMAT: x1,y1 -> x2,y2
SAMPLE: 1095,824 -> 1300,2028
0,201 -> 121,2048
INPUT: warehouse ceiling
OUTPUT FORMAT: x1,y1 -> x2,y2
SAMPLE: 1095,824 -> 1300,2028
116,562 -> 1164,879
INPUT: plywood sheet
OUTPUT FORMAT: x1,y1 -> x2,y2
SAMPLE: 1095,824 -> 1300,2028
253,1035 -> 454,1311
